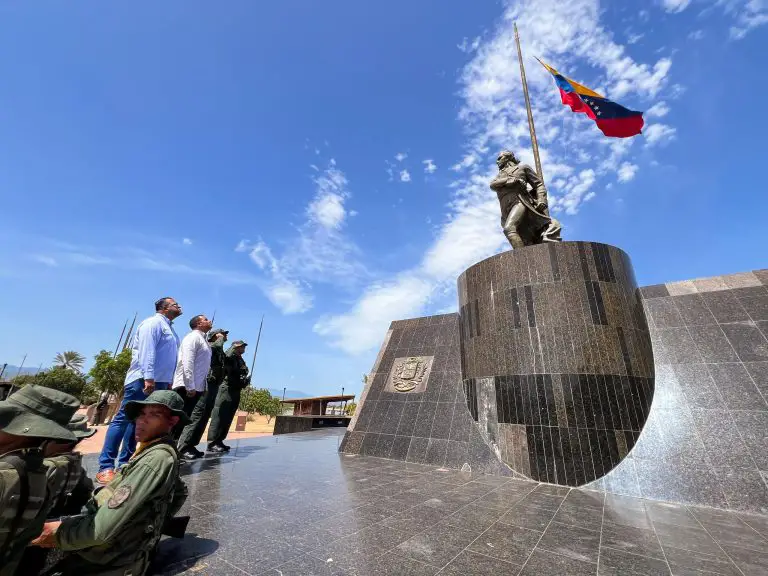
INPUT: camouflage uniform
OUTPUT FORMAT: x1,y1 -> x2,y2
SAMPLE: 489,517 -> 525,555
207,342 -> 249,447
0,385 -> 79,576
44,391 -> 188,576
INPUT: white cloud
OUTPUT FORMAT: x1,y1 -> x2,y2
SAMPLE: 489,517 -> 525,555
308,163 -> 349,230
423,159 -> 438,174
237,161 -> 368,315
688,29 -> 705,40
451,154 -> 477,172
644,123 -> 677,146
31,254 -> 58,267
458,37 -> 481,53
399,169 -> 411,183
646,101 -> 670,118
182,238 -> 193,246
314,0 -> 676,355
627,33 -> 644,44
661,0 -> 692,13
617,162 -> 639,183
394,152 -> 408,162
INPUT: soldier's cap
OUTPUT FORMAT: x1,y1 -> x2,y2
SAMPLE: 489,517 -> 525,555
0,385 -> 79,442
232,340 -> 247,347
124,390 -> 190,424
68,413 -> 97,440
207,328 -> 229,342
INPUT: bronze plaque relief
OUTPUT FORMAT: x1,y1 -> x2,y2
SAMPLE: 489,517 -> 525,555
386,356 -> 434,393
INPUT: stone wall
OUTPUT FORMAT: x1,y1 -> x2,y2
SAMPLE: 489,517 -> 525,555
340,314 -> 513,476
594,269 -> 768,513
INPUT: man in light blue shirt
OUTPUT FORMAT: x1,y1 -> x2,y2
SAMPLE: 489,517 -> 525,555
96,297 -> 182,483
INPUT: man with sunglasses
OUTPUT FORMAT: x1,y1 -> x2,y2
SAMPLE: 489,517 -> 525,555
96,297 -> 181,485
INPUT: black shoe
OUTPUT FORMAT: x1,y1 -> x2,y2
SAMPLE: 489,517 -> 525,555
219,443 -> 231,452
192,447 -> 205,458
180,450 -> 201,461
208,444 -> 227,454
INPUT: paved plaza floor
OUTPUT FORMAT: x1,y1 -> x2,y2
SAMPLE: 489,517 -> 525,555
84,429 -> 768,575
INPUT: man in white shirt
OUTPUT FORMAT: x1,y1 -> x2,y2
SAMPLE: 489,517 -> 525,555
171,314 -> 213,444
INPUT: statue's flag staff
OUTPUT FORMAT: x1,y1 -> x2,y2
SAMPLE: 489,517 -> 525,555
536,57 -> 645,138
514,23 -> 545,182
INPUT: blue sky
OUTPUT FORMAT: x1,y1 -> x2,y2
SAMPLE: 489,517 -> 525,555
1,1 -> 766,396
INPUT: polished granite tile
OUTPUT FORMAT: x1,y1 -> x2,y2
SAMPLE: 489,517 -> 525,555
439,550 -> 522,576
661,545 -> 741,576
597,547 -> 671,576
537,521 -> 600,563
720,543 -> 768,576
467,523 -> 542,565
498,502 -> 558,531
135,429 -> 768,576
395,523 -> 477,567
601,521 -> 664,560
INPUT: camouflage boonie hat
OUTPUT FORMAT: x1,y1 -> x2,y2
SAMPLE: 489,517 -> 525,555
68,413 -> 97,440
232,340 -> 247,347
0,385 -> 79,442
207,328 -> 229,342
125,390 -> 190,424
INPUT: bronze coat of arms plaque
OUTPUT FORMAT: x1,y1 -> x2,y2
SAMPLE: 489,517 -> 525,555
386,356 -> 434,393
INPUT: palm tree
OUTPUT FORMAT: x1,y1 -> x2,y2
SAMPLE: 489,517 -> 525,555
53,351 -> 86,373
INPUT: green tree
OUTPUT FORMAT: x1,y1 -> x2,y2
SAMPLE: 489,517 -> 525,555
88,349 -> 131,395
239,387 -> 284,423
34,366 -> 87,399
344,401 -> 357,416
53,351 -> 86,373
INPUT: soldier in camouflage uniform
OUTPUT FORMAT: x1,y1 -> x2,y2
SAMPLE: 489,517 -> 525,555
31,390 -> 188,576
206,340 -> 249,453
177,328 -> 228,460
0,385 -> 79,576
20,413 -> 98,574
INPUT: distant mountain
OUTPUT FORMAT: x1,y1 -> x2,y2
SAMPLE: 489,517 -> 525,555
0,364 -> 40,379
268,388 -> 310,400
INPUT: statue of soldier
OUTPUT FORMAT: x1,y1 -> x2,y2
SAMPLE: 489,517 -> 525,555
490,150 -> 562,248
0,385 -> 80,576
206,340 -> 249,454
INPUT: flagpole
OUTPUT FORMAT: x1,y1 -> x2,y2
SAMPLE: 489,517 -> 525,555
250,315 -> 265,378
122,312 -> 138,352
113,318 -> 128,357
514,23 -> 544,183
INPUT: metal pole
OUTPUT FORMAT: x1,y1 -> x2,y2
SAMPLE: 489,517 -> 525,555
514,23 -> 544,182
122,312 -> 138,351
341,386 -> 345,416
249,315 -> 264,377
282,387 -> 286,402
34,363 -> 43,376
0,363 -> 7,380
14,354 -> 27,379
8,354 -> 27,395
211,309 -> 216,326
113,318 -> 128,357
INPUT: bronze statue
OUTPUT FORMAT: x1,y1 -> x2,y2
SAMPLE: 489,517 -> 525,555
490,150 -> 562,248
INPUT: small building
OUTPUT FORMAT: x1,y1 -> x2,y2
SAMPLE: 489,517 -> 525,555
274,394 -> 356,435
283,394 -> 356,416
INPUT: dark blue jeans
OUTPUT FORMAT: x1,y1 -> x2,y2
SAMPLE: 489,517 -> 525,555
97,378 -> 169,472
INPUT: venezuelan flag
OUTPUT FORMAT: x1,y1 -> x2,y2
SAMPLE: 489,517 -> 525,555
537,58 -> 644,138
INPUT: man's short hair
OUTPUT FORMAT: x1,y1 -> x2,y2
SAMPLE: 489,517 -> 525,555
189,315 -> 205,330
155,297 -> 174,312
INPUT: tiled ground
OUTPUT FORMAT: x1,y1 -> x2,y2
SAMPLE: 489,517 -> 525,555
93,429 -> 768,576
